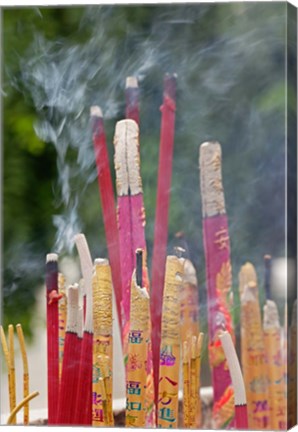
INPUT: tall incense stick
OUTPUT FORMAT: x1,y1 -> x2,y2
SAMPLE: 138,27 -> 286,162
46,253 -> 60,425
16,324 -> 29,424
199,141 -> 235,428
58,272 -> 67,380
151,74 -> 177,408
91,106 -> 123,330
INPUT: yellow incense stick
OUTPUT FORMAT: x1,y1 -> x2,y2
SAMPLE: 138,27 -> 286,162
182,341 -> 190,428
126,271 -> 149,427
189,335 -> 197,428
16,324 -> 29,424
158,255 -> 184,428
6,391 -> 39,425
101,356 -> 114,426
92,258 -> 113,427
263,300 -> 286,430
8,324 -> 16,424
181,259 -> 199,344
196,332 -> 204,427
58,272 -> 67,380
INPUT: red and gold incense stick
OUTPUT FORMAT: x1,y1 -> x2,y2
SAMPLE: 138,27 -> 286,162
263,300 -> 286,430
126,76 -> 140,125
199,141 -> 235,428
151,75 -> 177,408
126,270 -> 149,427
58,272 -> 67,380
92,258 -> 113,426
91,106 -> 123,330
158,255 -> 183,428
74,233 -> 93,425
56,285 -> 81,424
219,330 -> 248,430
46,253 -> 60,425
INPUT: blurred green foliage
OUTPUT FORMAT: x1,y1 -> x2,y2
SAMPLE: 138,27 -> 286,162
2,3 -> 295,348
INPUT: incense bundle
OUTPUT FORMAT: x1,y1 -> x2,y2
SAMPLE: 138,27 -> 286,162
199,141 -> 235,428
126,76 -> 140,125
180,259 -> 199,344
158,255 -> 183,428
219,330 -> 248,430
263,300 -> 286,430
16,324 -> 29,424
92,258 -> 113,426
57,285 -> 81,424
58,272 -> 67,379
240,282 -> 269,429
288,300 -> 297,428
126,271 -> 149,427
46,253 -> 60,424
91,106 -> 123,328
74,234 -> 94,425
151,74 -> 177,406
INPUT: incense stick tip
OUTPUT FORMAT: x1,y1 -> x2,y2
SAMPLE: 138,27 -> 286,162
263,299 -> 280,329
90,105 -> 103,118
46,253 -> 58,263
94,258 -> 109,266
126,76 -> 138,88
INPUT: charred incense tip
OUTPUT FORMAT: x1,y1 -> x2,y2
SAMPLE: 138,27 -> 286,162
126,76 -> 138,88
114,119 -> 142,196
164,73 -> 177,100
46,253 -> 58,263
263,300 -> 280,330
90,105 -> 103,118
219,330 -> 246,406
136,249 -> 143,288
199,141 -> 226,218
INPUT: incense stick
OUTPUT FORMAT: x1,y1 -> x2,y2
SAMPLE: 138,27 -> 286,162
92,258 -> 113,427
263,300 -> 286,430
46,253 -> 60,425
126,76 -> 140,125
151,74 -> 177,410
219,330 -> 248,430
58,272 -> 67,380
6,391 -> 39,425
158,255 -> 183,428
199,141 -> 235,428
16,324 -> 29,424
196,332 -> 204,428
189,335 -> 198,428
57,285 -> 81,424
8,324 -> 16,424
126,271 -> 149,427
74,233 -> 93,425
264,255 -> 272,300
0,325 -> 14,417
182,341 -> 190,428
288,299 -> 297,428
91,106 -> 123,330
180,259 -> 199,344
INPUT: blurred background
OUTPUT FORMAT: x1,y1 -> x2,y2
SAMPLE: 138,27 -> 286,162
1,2 -> 295,417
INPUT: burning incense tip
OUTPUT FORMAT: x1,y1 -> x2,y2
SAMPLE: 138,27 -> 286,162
46,253 -> 58,263
263,300 -> 280,329
90,105 -> 103,118
126,76 -> 138,88
94,258 -> 109,265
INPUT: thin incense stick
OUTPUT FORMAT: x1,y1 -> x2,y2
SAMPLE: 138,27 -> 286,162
189,335 -> 198,428
58,272 -> 67,380
74,233 -> 93,426
6,391 -> 39,425
46,253 -> 60,425
151,74 -> 177,408
180,259 -> 199,344
241,282 -> 269,429
263,300 -> 286,430
219,330 -> 248,430
91,106 -> 123,329
199,141 -> 235,428
126,76 -> 140,125
100,354 -> 114,426
126,271 -> 149,427
0,325 -> 14,416
264,255 -> 272,300
16,324 -> 29,424
196,332 -> 204,428
57,285 -> 81,424
182,341 -> 190,428
158,255 -> 183,428
92,258 -> 113,427
288,299 -> 297,428
8,325 -> 16,424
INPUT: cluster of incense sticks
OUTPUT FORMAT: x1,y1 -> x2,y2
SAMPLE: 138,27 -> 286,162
1,324 -> 39,424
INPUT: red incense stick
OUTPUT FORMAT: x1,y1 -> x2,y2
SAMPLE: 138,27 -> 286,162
46,253 -> 60,425
199,141 -> 235,428
91,106 -> 123,331
125,76 -> 140,125
56,285 -> 81,424
219,330 -> 248,430
74,234 -> 94,425
151,73 -> 177,407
